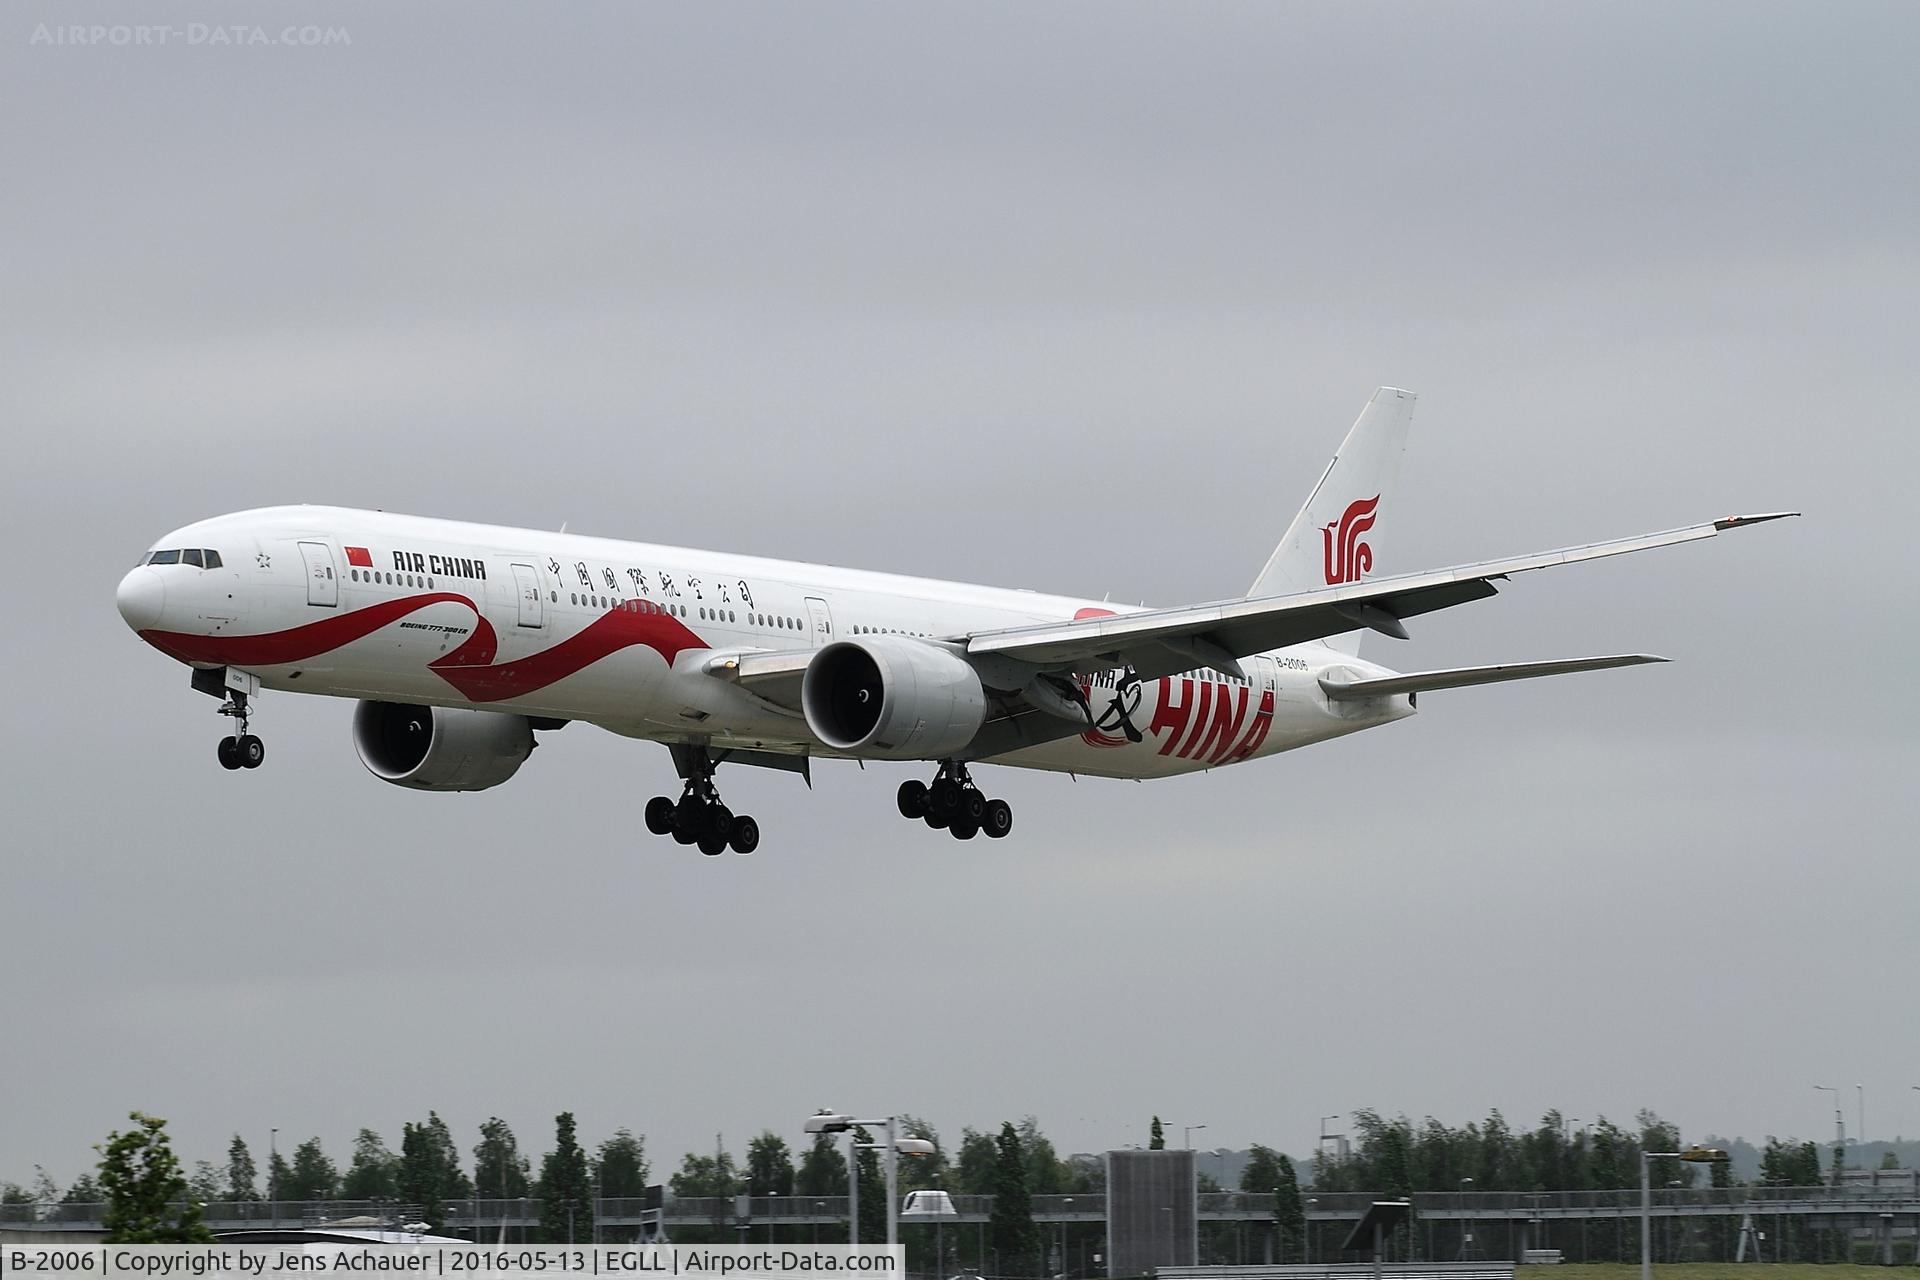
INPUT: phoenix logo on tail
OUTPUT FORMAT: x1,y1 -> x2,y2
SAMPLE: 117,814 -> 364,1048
1322,495 -> 1380,585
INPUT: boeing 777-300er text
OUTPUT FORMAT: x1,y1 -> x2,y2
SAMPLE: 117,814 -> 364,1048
115,389 -> 1792,854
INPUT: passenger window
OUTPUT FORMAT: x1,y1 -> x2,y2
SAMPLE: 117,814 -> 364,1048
205,550 -> 222,569
149,550 -> 180,565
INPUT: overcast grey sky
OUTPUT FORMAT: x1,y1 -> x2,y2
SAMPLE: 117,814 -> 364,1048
3,1 -> 1914,1186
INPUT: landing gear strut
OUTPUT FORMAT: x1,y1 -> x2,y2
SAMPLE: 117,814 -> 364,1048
214,686 -> 264,771
645,746 -> 759,855
897,761 -> 1012,840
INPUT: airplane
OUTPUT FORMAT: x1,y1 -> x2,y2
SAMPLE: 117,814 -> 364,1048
114,388 -> 1792,854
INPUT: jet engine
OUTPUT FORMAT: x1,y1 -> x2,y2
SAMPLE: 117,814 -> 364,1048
801,636 -> 987,760
352,700 -> 535,791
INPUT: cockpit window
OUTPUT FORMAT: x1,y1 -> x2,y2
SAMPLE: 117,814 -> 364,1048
182,548 -> 204,568
204,550 -> 222,568
148,549 -> 180,565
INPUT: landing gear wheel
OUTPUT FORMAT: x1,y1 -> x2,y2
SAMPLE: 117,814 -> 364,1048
217,737 -> 242,770
671,805 -> 702,845
950,818 -> 979,840
697,831 -> 728,856
897,779 -> 929,819
729,816 -> 760,854
924,809 -> 949,830
959,789 -> 987,824
931,777 -> 963,817
238,735 -> 265,769
982,798 -> 1013,839
645,796 -> 675,836
706,804 -> 734,843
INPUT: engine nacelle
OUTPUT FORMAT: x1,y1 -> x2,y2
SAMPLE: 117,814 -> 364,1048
801,636 -> 987,760
352,701 -> 535,791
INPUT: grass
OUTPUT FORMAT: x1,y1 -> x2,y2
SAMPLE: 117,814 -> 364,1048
1527,1268 -> 1906,1280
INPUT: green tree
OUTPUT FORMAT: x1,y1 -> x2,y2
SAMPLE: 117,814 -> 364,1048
398,1123 -> 446,1228
96,1112 -> 215,1242
1240,1145 -> 1287,1262
1273,1155 -> 1305,1263
538,1113 -> 593,1244
343,1129 -> 401,1200
267,1152 -> 292,1203
283,1138 -> 339,1201
475,1118 -> 532,1200
853,1129 -> 885,1246
670,1144 -> 744,1199
952,1128 -> 998,1195
988,1122 -> 1037,1275
1018,1117 -> 1069,1196
65,1175 -> 104,1204
187,1162 -> 224,1205
541,1113 -> 591,1243
596,1130 -> 650,1199
745,1132 -> 796,1196
0,1184 -> 34,1205
424,1114 -> 473,1199
795,1129 -> 847,1197
227,1136 -> 259,1202
1149,1117 -> 1166,1151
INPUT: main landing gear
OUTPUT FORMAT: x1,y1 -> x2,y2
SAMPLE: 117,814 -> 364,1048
215,687 -> 264,771
896,761 -> 1012,841
644,747 -> 759,856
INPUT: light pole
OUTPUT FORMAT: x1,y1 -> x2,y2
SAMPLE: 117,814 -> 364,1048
1641,1146 -> 1726,1280
1815,1086 -> 1844,1183
1305,1199 -> 1317,1265
1459,1178 -> 1475,1261
803,1113 -> 934,1248
1184,1125 -> 1207,1151
269,1129 -> 278,1225
1060,1197 -> 1074,1277
1856,1086 -> 1865,1155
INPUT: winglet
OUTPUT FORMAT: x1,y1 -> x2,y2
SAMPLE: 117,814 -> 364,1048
1713,511 -> 1799,531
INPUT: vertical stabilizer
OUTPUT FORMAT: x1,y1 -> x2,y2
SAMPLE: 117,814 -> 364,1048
1246,387 -> 1416,654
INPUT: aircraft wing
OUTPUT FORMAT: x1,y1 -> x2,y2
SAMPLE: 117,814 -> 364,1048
965,513 -> 1795,679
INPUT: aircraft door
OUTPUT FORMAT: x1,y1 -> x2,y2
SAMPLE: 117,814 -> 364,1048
804,597 -> 835,648
510,563 -> 543,628
297,541 -> 338,607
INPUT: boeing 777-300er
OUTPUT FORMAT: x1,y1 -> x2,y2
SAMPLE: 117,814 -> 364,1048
115,389 -> 1792,854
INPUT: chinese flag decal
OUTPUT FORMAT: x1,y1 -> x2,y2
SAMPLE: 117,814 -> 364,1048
345,546 -> 373,568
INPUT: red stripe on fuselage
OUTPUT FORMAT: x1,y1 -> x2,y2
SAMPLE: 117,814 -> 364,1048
428,604 -> 703,702
140,595 -> 705,704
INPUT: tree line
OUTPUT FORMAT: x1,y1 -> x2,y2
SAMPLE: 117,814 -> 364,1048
6,1107 -> 1896,1269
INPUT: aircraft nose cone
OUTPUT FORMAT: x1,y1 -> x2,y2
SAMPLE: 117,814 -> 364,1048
116,567 -> 165,632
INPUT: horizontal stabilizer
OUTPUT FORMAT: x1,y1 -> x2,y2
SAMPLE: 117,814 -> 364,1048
1319,654 -> 1667,700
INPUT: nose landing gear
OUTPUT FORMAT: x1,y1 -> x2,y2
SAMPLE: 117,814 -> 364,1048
213,684 -> 264,771
898,762 -> 1011,840
645,746 -> 759,854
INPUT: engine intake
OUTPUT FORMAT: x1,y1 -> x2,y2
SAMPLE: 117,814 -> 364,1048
801,636 -> 987,760
352,701 -> 535,791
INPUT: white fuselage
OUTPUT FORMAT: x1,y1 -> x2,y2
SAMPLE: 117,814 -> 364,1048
117,506 -> 1414,779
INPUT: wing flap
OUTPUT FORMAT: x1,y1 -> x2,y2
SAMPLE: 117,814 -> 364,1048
1319,654 -> 1667,700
